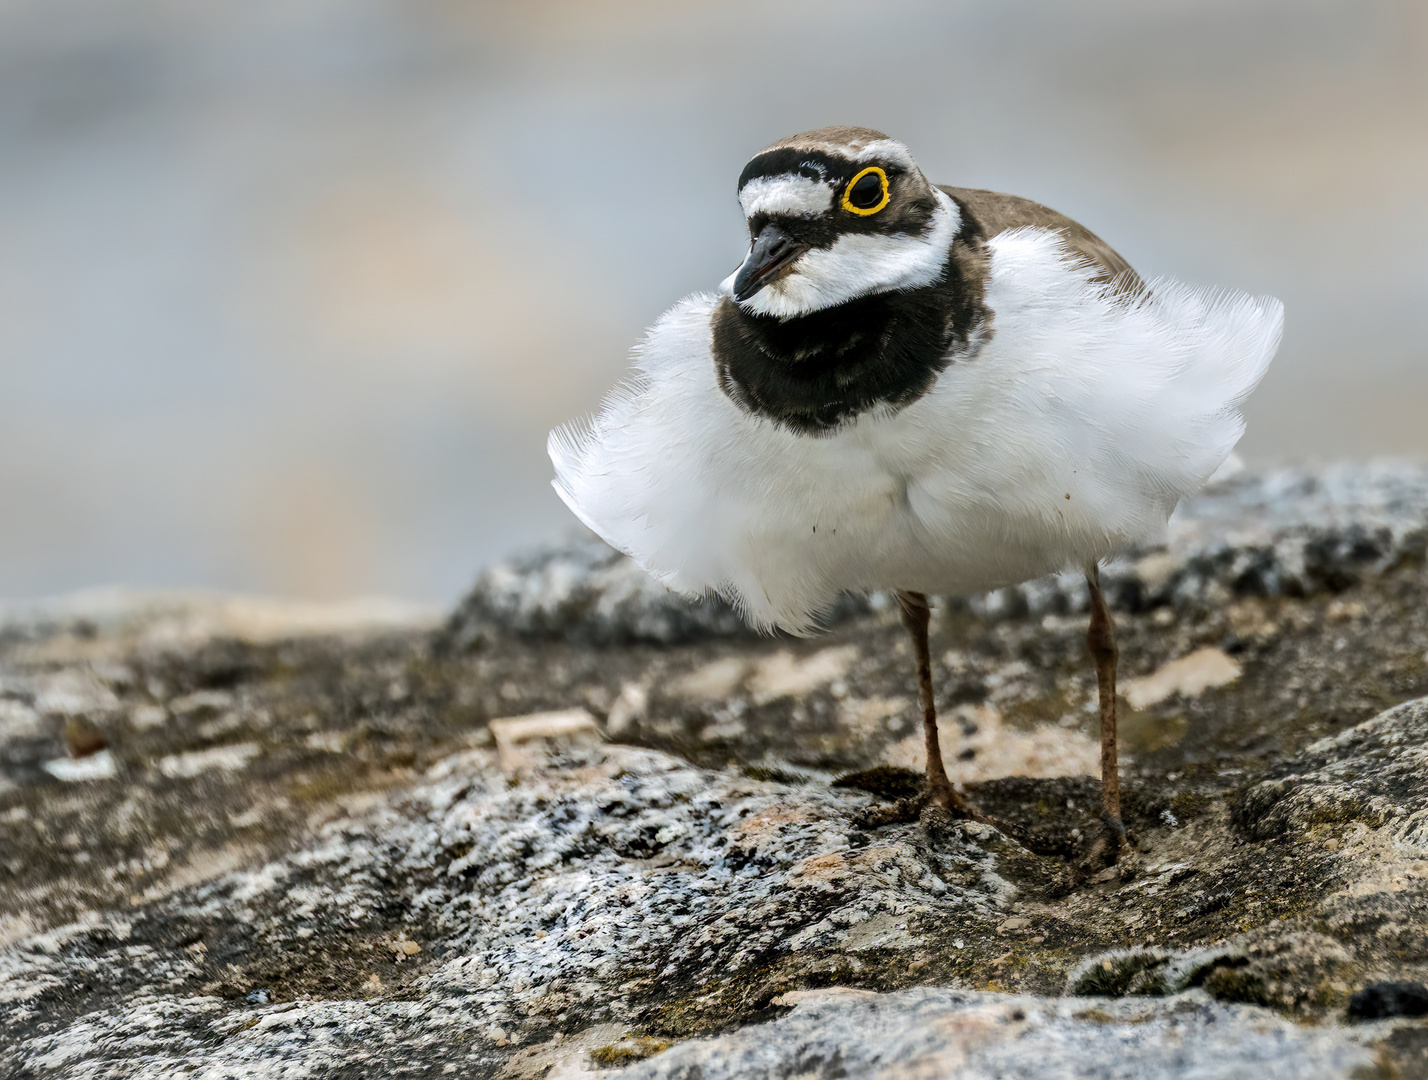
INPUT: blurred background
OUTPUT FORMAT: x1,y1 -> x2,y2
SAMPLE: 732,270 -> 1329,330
1,0 -> 1425,605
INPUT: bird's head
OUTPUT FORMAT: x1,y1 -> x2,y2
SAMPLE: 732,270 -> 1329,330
723,127 -> 956,320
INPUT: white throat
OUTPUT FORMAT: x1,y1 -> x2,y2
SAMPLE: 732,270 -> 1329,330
721,188 -> 962,320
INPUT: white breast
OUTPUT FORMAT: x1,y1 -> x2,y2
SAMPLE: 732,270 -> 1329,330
550,229 -> 1283,634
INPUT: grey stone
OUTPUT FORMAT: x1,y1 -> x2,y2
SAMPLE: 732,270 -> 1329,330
440,538 -> 874,647
616,987 -> 1377,1080
1233,697 -> 1428,843
3,463 -> 1428,1077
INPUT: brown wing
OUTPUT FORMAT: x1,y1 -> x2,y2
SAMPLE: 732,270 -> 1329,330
937,185 -> 1142,295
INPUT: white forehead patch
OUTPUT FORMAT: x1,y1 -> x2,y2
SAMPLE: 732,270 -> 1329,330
738,173 -> 834,219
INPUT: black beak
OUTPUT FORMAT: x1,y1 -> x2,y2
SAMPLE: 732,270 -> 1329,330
731,223 -> 811,302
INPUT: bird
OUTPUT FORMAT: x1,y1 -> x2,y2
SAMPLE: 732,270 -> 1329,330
549,126 -> 1282,865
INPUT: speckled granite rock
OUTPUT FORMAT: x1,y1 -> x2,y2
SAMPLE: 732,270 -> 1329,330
439,541 -> 877,649
3,463 -> 1428,1078
617,987 -> 1377,1080
5,704 -> 1428,1077
439,540 -> 759,648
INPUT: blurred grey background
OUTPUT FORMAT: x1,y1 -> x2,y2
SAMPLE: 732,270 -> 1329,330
2,0 -> 1425,604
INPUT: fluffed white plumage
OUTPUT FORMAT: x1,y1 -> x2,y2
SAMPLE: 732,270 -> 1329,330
550,227 -> 1282,635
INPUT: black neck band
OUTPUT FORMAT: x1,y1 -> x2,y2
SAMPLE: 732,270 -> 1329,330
711,254 -> 987,436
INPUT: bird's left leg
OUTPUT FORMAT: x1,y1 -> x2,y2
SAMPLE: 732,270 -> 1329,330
1084,565 -> 1132,867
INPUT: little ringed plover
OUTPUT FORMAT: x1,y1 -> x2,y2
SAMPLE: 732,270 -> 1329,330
550,126 -> 1283,864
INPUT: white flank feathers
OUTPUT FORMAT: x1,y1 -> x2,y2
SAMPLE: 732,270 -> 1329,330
550,228 -> 1282,634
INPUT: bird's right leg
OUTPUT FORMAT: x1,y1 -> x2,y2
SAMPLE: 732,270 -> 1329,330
852,591 -> 1030,839
898,590 -> 978,818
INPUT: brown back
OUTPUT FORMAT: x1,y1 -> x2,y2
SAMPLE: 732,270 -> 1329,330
938,186 -> 1142,294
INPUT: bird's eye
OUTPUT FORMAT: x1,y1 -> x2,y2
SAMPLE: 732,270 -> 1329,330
842,167 -> 889,215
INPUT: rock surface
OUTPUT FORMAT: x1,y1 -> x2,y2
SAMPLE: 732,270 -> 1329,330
619,987 -> 1378,1080
2,463 -> 1428,1078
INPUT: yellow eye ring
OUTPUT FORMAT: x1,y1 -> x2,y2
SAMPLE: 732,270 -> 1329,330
841,166 -> 890,215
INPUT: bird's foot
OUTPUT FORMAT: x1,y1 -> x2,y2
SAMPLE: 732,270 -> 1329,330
925,779 -> 979,820
1075,812 -> 1137,880
850,779 -> 978,830
844,775 -> 1061,860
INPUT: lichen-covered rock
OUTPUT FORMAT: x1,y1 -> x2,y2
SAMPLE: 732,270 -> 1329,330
0,741 -> 1019,1075
615,987 -> 1378,1080
439,540 -> 760,647
3,463 -> 1428,1077
4,708 -> 1425,1077
1233,698 -> 1428,843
